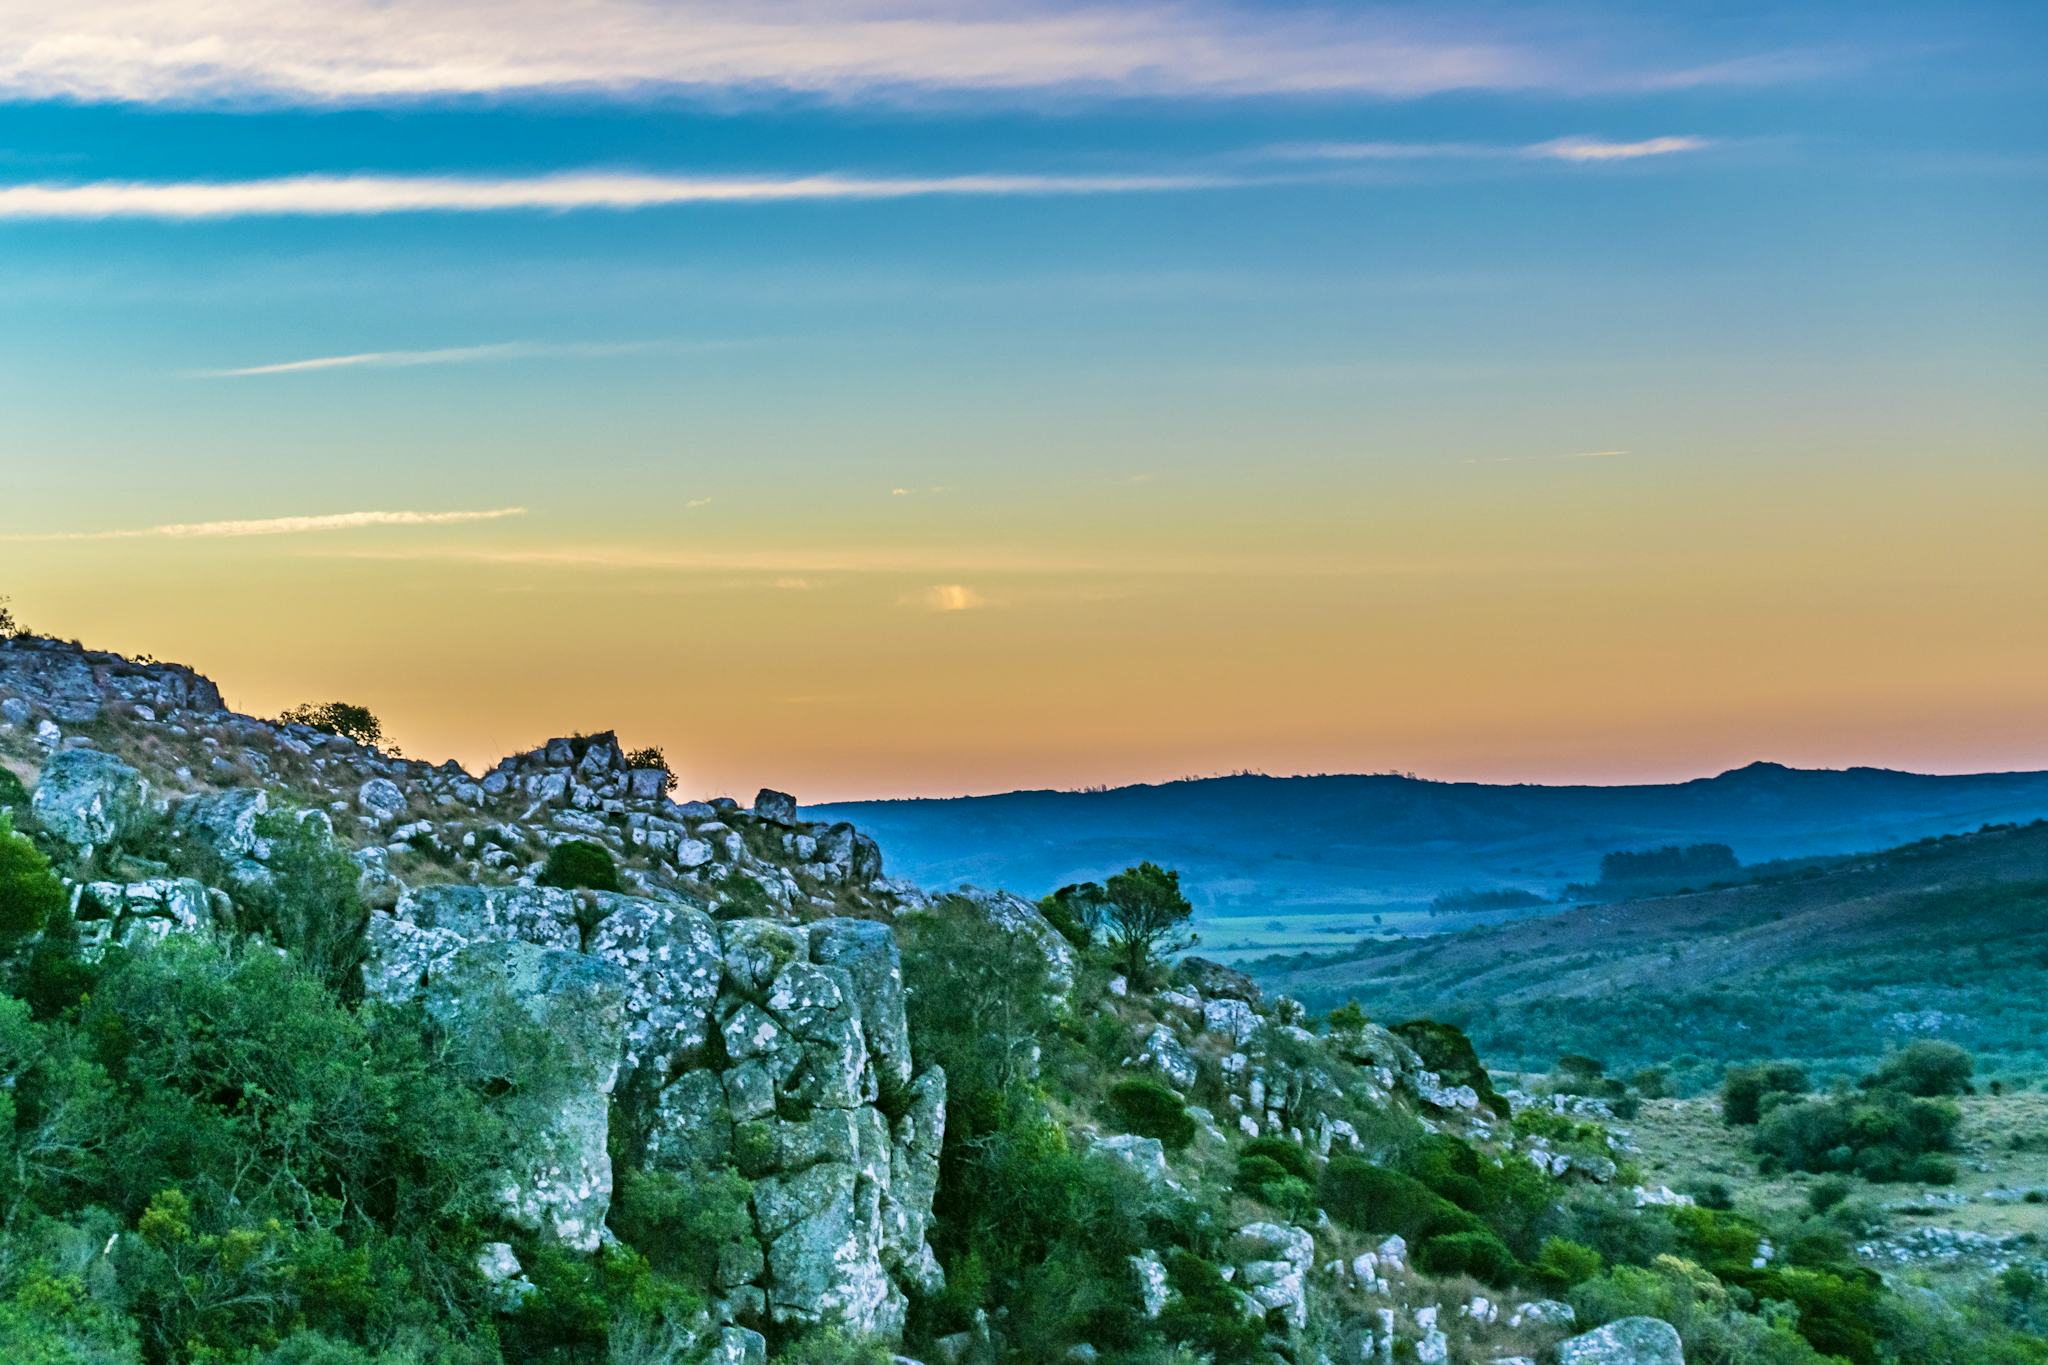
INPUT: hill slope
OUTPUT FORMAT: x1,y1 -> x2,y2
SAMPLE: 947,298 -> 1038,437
1252,820 -> 2048,1080
810,764 -> 2048,946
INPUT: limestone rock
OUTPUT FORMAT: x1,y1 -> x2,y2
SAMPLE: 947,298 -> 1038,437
31,749 -> 148,853
358,777 -> 407,824
754,789 -> 800,824
1555,1317 -> 1685,1365
176,787 -> 268,859
424,940 -> 628,1252
1229,1222 -> 1315,1330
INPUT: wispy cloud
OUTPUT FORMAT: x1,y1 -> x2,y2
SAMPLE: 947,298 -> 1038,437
912,584 -> 991,613
7,508 -> 527,541
194,339 -> 674,378
1529,136 -> 1710,163
1269,136 -> 1711,165
0,2 -> 1809,106
685,497 -> 714,510
0,170 -> 1238,221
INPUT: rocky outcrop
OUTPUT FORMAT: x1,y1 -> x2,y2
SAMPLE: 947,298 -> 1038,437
71,878 -> 219,959
31,749 -> 149,854
1555,1317 -> 1685,1365
360,885 -> 945,1339
0,636 -> 222,725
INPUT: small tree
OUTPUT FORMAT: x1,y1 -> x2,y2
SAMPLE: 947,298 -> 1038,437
625,746 -> 677,796
1101,861 -> 1195,984
0,596 -> 18,638
276,701 -> 383,747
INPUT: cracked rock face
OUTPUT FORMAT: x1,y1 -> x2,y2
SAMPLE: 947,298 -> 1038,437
1555,1316 -> 1686,1365
361,891 -> 945,1339
31,749 -> 150,855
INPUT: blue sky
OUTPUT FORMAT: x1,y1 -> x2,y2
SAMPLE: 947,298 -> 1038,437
1,1 -> 2043,798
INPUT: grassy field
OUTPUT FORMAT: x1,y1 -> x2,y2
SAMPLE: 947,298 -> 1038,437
1621,1091 -> 2048,1280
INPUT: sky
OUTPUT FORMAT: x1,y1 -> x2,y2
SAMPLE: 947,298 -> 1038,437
1,0 -> 2044,802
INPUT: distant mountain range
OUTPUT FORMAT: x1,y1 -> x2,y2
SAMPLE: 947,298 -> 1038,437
811,762 -> 2048,920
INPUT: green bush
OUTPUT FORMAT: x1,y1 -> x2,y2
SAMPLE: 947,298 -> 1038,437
1721,1061 -> 1809,1125
1752,1092 -> 1960,1182
1105,1078 -> 1196,1150
1866,1041 -> 1973,1098
238,812 -> 370,999
1158,1251 -> 1266,1360
0,811 -> 65,944
1320,1157 -> 1484,1244
0,768 -> 28,812
1238,1136 -> 1314,1182
537,840 -> 621,893
1530,1237 -> 1604,1290
1414,1229 -> 1518,1284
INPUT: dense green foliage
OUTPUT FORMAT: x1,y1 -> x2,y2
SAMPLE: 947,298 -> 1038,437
0,813 -> 65,946
238,813 -> 372,999
1104,1079 -> 1195,1151
1722,1061 -> 1810,1125
535,841 -> 621,894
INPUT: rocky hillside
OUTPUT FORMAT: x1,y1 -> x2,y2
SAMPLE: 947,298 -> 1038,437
2,634 -> 2043,1365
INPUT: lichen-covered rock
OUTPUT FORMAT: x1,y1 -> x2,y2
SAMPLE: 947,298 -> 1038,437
1138,1026 -> 1199,1091
883,1066 -> 946,1289
1178,956 -> 1262,1005
32,749 -> 148,853
1555,1317 -> 1685,1365
71,878 -> 215,959
754,789 -> 800,825
423,940 -> 628,1252
808,918 -> 913,1096
1229,1222 -> 1315,1330
176,787 -> 268,858
358,776 -> 407,824
586,894 -> 723,1081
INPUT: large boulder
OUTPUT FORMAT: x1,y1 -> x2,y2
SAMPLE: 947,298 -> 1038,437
175,787 -> 268,859
586,894 -> 724,1082
71,878 -> 215,959
1228,1222 -> 1315,1330
952,887 -> 1077,1001
423,940 -> 629,1252
1555,1317 -> 1685,1365
31,749 -> 148,853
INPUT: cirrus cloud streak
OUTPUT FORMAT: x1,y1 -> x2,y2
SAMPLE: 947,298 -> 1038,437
0,169 -> 1236,221
5,508 -> 528,541
0,1 -> 1801,106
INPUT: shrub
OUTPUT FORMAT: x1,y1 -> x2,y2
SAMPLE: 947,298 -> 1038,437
1320,1157 -> 1483,1243
1531,1237 -> 1604,1290
275,702 -> 383,747
1721,1061 -> 1809,1125
0,811 -> 66,944
1239,1136 -> 1314,1182
901,898 -> 1056,1138
1807,1177 -> 1853,1214
237,812 -> 369,999
1039,882 -> 1108,950
0,768 -> 28,812
1326,1000 -> 1368,1034
537,840 -> 621,893
1753,1092 -> 1960,1182
1105,1077 -> 1195,1150
780,1328 -> 897,1365
1866,1041 -> 1973,1098
1415,1229 -> 1518,1284
1158,1251 -> 1266,1359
